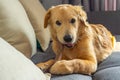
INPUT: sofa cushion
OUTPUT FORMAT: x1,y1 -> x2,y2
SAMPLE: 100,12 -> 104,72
19,0 -> 51,51
51,74 -> 92,80
115,35 -> 120,41
0,0 -> 36,58
0,38 -> 50,80
93,67 -> 120,80
31,44 -> 55,64
93,52 -> 120,80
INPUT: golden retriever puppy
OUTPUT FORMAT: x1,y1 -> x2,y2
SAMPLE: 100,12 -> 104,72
37,4 -> 116,75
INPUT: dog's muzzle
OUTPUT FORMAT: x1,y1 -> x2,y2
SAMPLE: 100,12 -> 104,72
63,34 -> 74,48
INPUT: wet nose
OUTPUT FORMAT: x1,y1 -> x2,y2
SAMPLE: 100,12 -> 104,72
63,35 -> 72,42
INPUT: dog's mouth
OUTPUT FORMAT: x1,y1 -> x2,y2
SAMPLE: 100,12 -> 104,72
63,43 -> 74,48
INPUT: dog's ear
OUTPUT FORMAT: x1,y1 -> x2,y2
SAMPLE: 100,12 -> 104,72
73,6 -> 89,26
44,9 -> 51,28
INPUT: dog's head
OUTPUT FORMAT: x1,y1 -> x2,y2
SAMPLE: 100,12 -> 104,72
44,4 -> 88,48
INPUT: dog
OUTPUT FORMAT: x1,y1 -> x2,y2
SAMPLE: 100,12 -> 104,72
36,4 -> 116,75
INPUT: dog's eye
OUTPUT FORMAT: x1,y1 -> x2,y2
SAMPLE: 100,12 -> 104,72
70,18 -> 76,24
56,20 -> 61,26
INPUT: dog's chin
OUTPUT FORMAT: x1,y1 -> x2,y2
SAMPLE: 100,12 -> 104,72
63,43 -> 75,48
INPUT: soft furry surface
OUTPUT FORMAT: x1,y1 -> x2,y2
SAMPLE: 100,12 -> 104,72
37,4 -> 115,75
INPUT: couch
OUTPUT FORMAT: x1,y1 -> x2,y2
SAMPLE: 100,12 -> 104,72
0,0 -> 120,80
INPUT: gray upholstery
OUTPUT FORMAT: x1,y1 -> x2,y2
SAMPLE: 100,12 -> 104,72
93,52 -> 120,80
93,67 -> 120,80
115,35 -> 120,42
51,74 -> 92,80
97,52 -> 120,71
31,44 -> 55,64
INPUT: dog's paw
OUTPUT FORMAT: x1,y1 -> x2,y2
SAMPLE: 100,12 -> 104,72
50,60 -> 74,74
36,59 -> 55,72
36,63 -> 49,72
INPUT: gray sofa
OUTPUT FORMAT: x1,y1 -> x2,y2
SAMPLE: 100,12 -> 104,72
31,10 -> 120,80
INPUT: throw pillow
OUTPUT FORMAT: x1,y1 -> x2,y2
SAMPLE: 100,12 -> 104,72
0,38 -> 50,80
0,0 -> 36,58
19,0 -> 51,51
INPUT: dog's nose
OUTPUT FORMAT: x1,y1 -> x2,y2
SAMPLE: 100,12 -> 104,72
64,35 -> 72,42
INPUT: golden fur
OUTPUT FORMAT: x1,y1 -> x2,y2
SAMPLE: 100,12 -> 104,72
37,4 -> 116,75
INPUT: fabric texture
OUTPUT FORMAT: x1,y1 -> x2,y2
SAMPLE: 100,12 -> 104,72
51,74 -> 92,80
115,35 -> 120,41
0,38 -> 49,80
93,52 -> 120,80
19,0 -> 51,51
31,44 -> 55,64
93,67 -> 120,80
0,0 -> 36,58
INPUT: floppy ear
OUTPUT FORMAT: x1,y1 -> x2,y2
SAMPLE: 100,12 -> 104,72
44,10 -> 51,28
73,6 -> 89,26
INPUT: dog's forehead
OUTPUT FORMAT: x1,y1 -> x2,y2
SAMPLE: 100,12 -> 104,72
51,6 -> 76,16
52,5 -> 70,11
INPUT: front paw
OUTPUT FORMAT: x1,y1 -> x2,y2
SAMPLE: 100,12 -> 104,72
36,59 -> 55,72
36,62 -> 49,72
50,60 -> 74,74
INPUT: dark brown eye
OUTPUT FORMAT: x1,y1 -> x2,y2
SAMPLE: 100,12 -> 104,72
70,18 -> 76,24
56,20 -> 61,26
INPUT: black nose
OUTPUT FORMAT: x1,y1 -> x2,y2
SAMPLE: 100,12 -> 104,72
63,35 -> 72,42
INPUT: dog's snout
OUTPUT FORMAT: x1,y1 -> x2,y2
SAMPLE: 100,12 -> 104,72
64,35 -> 72,42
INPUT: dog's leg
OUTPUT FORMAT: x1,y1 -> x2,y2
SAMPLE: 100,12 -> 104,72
36,59 -> 55,72
50,59 -> 97,75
